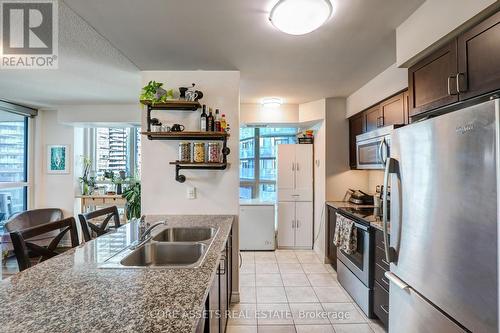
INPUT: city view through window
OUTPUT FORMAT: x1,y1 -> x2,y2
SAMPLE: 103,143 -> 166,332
0,111 -> 27,235
240,127 -> 296,201
94,128 -> 141,180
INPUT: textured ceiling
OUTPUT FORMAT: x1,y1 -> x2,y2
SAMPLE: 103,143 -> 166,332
0,3 -> 140,108
0,0 -> 424,107
63,0 -> 424,104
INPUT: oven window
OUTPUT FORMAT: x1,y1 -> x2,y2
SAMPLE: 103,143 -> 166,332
341,228 -> 365,270
358,141 -> 381,165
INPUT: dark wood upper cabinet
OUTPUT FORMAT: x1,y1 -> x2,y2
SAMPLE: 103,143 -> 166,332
457,11 -> 500,101
408,39 -> 459,117
365,105 -> 381,132
380,92 -> 407,126
403,90 -> 410,124
349,112 -> 366,169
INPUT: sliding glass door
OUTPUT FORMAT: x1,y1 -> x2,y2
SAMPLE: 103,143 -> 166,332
0,110 -> 28,235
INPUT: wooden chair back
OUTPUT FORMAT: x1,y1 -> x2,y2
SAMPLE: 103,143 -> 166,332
10,217 -> 79,271
78,206 -> 121,242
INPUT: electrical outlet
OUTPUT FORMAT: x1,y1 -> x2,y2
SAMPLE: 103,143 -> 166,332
187,187 -> 197,199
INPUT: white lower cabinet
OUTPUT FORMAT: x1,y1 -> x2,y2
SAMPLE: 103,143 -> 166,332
277,201 -> 313,249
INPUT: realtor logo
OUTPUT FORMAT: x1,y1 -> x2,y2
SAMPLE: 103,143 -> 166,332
0,0 -> 58,69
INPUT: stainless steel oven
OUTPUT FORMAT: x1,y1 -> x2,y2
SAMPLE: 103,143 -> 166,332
336,211 -> 374,318
356,125 -> 400,170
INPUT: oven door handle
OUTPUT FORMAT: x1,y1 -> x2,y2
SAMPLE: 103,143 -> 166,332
338,214 -> 369,231
353,221 -> 368,231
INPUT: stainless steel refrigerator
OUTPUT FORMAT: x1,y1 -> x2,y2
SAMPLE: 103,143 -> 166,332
381,97 -> 499,333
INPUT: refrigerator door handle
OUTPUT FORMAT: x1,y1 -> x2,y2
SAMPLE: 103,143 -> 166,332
383,157 -> 397,263
384,271 -> 409,290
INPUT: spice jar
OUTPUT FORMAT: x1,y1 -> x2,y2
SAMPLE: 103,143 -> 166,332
193,142 -> 206,163
178,142 -> 191,162
207,142 -> 221,163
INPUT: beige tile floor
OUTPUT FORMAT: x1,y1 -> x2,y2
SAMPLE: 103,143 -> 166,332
229,250 -> 386,333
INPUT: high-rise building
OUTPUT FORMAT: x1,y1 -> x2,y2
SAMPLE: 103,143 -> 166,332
95,128 -> 129,177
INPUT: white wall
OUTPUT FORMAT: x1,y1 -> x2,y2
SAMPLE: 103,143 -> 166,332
298,98 -> 370,261
346,63 -> 407,118
57,104 -> 141,126
396,0 -> 498,67
140,71 -> 240,215
33,110 -> 82,217
240,104 -> 299,125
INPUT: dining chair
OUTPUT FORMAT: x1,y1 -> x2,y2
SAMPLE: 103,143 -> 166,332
78,206 -> 121,242
10,216 -> 79,271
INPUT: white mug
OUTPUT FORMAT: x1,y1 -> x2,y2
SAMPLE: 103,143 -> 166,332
185,91 -> 198,101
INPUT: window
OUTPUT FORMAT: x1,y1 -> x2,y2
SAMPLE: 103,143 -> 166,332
89,127 -> 141,180
239,127 -> 296,201
0,110 -> 29,235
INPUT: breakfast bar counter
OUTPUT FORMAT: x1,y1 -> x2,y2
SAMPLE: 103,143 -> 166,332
0,215 -> 234,333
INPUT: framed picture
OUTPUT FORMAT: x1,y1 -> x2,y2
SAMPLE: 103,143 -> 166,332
47,145 -> 70,174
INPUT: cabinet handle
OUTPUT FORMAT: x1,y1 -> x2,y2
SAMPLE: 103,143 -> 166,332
296,163 -> 299,171
296,220 -> 300,228
218,255 -> 226,275
292,220 -> 296,228
447,74 -> 458,95
456,72 -> 465,94
292,163 -> 295,171
380,305 -> 389,315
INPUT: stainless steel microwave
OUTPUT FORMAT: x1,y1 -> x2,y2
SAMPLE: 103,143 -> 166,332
356,125 -> 401,169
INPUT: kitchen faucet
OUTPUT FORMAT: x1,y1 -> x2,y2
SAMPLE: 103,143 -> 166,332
131,216 -> 167,249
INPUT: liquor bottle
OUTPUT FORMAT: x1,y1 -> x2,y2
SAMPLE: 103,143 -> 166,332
215,109 -> 221,132
200,105 -> 207,132
207,108 -> 215,132
220,114 -> 227,132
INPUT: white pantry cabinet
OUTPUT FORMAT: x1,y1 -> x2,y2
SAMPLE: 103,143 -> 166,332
277,144 -> 313,249
277,201 -> 313,248
277,144 -> 313,202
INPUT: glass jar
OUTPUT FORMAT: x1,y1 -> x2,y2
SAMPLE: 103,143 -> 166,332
193,142 -> 206,163
207,142 -> 221,163
178,142 -> 191,162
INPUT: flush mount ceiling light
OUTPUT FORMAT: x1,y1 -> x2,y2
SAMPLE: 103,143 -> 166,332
262,97 -> 283,108
269,0 -> 333,35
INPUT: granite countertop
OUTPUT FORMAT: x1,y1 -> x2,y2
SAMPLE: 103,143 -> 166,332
0,215 -> 234,333
326,201 -> 389,233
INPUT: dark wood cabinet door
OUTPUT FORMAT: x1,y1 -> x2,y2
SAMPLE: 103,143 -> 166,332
373,282 -> 389,328
349,113 -> 366,169
208,271 -> 220,333
403,90 -> 410,124
365,105 -> 381,132
458,11 -> 500,101
409,39 -> 459,116
380,92 -> 406,127
219,255 -> 228,332
326,206 -> 337,270
227,231 -> 232,307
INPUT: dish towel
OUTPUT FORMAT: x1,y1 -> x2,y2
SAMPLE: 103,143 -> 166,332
333,213 -> 358,255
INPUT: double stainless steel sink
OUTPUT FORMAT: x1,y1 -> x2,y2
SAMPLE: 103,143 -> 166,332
101,227 -> 217,269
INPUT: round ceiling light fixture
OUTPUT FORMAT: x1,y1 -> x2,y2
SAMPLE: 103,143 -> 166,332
269,0 -> 333,35
262,97 -> 283,108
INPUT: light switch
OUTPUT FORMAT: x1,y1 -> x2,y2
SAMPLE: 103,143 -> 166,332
187,186 -> 197,199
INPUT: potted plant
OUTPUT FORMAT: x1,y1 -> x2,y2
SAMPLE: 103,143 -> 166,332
79,156 -> 93,195
140,80 -> 174,104
122,179 -> 141,220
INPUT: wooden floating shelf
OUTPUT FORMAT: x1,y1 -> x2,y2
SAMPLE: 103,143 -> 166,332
169,162 -> 228,168
140,100 -> 201,111
141,131 -> 229,141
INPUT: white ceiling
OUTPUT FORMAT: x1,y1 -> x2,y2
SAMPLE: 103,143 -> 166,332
62,0 -> 424,104
0,0 -> 424,108
0,3 -> 140,108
